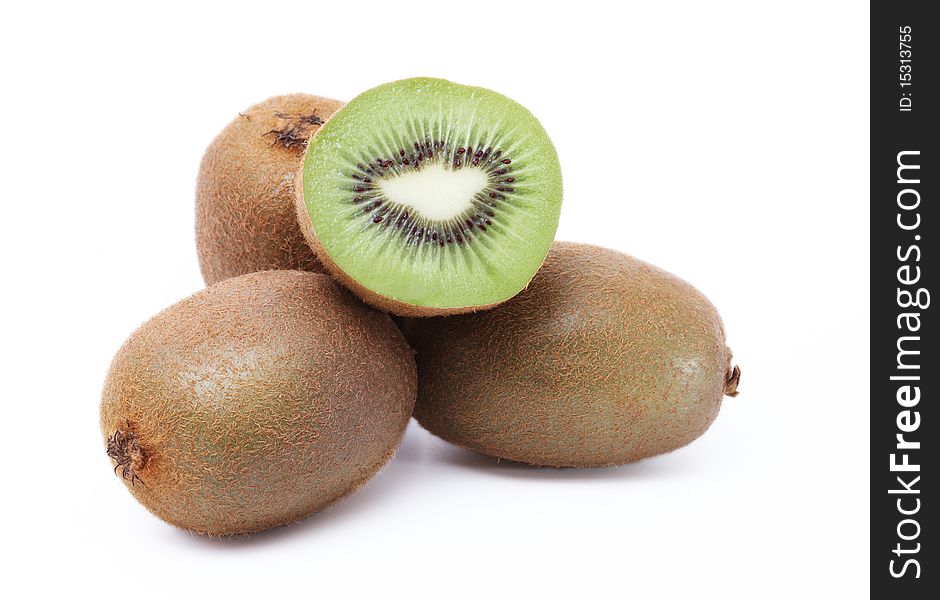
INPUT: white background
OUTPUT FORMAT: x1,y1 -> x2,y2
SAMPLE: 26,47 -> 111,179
1,1 -> 869,597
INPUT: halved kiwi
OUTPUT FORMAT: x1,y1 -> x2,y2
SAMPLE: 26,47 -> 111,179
295,78 -> 563,317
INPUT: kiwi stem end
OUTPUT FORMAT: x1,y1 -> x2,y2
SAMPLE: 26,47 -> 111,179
106,426 -> 147,486
724,365 -> 741,397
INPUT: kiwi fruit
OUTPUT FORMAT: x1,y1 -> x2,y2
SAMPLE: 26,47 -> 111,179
294,77 -> 563,317
100,270 -> 416,535
403,242 -> 740,468
196,94 -> 344,285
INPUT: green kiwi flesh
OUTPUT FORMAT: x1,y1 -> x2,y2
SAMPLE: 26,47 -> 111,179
403,242 -> 740,467
100,271 -> 416,535
295,77 -> 563,316
196,94 -> 344,285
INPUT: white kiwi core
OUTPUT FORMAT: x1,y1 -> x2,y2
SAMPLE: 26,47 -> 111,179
378,163 -> 488,221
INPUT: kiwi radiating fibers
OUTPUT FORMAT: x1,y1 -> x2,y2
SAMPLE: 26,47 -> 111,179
100,271 -> 416,536
295,77 -> 563,317
404,242 -> 740,468
196,94 -> 344,285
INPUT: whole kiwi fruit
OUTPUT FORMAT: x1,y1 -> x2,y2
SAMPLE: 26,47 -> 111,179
403,241 -> 740,467
196,94 -> 344,285
100,270 -> 416,535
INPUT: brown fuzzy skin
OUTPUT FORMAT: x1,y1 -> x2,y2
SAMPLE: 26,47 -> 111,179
293,171 -> 504,317
100,271 -> 416,535
196,94 -> 344,285
403,242 -> 740,468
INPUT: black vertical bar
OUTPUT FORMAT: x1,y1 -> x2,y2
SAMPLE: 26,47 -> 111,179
872,1 -> 935,595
